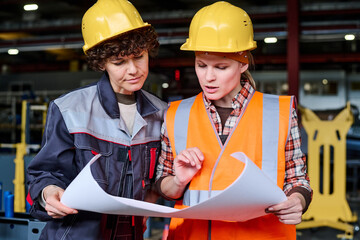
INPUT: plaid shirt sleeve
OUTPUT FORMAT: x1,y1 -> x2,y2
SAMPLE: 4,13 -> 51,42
283,107 -> 312,197
156,122 -> 175,180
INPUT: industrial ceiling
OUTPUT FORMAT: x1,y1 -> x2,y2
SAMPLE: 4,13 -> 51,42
0,0 -> 359,74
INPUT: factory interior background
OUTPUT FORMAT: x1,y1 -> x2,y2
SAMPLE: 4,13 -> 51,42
0,0 -> 360,239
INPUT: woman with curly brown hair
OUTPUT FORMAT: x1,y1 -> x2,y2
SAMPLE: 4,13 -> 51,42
26,0 -> 167,239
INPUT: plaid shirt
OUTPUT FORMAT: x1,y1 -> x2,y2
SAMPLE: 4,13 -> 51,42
156,81 -> 312,196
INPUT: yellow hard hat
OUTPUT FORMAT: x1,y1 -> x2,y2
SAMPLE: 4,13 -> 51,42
181,1 -> 257,53
82,0 -> 150,53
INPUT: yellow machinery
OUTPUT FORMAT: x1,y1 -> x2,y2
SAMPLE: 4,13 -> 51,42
296,102 -> 358,239
1,100 -> 47,213
13,101 -> 28,212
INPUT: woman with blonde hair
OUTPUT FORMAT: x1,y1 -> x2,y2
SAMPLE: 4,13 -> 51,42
156,2 -> 312,239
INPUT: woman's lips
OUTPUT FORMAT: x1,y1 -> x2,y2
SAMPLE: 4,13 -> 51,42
127,76 -> 141,84
204,86 -> 218,94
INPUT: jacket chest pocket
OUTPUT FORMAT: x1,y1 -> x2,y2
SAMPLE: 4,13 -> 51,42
73,134 -> 114,193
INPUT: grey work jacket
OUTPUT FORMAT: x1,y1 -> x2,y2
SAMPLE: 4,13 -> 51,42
27,73 -> 168,240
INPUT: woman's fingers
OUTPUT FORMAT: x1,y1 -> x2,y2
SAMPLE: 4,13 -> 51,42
43,185 -> 78,218
178,147 -> 204,168
266,193 -> 304,225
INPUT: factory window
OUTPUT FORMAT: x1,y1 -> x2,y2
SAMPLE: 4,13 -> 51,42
10,82 -> 33,92
303,80 -> 337,95
257,81 -> 288,95
351,82 -> 360,91
263,82 -> 277,94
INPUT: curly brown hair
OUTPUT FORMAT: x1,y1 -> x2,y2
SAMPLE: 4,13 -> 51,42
85,26 -> 159,71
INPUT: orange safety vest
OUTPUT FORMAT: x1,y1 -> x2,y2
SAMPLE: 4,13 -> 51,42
165,91 -> 296,240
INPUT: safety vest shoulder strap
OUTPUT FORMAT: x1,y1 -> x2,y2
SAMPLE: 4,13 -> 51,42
165,94 -> 199,156
262,93 -> 283,181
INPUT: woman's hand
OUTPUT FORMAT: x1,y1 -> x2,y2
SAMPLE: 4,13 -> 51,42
160,147 -> 204,199
265,192 -> 305,225
43,185 -> 78,218
173,147 -> 204,187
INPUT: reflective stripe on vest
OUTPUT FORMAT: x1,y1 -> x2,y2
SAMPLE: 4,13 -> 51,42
262,94 -> 280,183
183,189 -> 222,206
174,96 -> 197,155
173,93 -> 281,206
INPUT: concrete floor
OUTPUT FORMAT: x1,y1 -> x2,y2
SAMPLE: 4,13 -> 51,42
145,196 -> 360,240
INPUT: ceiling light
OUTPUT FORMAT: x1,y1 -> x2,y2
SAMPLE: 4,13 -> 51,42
322,79 -> 328,85
264,37 -> 278,44
304,83 -> 311,91
8,49 -> 19,55
162,83 -> 169,89
281,83 -> 289,91
344,34 -> 355,41
24,4 -> 38,11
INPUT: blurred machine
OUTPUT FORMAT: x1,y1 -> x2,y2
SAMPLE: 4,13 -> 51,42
0,100 -> 47,240
297,102 -> 359,239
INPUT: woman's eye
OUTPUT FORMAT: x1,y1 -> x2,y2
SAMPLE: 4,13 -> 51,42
217,66 -> 227,70
134,55 -> 143,59
113,61 -> 124,66
197,64 -> 206,68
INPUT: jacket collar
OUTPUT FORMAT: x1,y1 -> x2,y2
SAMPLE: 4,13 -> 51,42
135,90 -> 160,118
97,73 -> 159,119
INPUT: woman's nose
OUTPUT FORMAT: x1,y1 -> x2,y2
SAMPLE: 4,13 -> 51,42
205,68 -> 215,81
127,59 -> 137,74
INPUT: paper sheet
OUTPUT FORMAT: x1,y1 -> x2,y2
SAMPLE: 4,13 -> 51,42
61,152 -> 287,222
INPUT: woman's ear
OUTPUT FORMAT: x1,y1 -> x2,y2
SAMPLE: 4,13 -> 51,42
99,64 -> 105,72
239,63 -> 249,73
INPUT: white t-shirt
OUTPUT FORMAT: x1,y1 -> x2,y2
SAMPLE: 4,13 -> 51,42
118,102 -> 136,135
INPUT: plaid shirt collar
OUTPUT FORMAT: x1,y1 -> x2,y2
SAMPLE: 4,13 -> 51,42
203,80 -> 255,113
